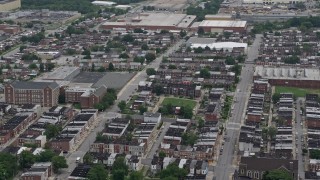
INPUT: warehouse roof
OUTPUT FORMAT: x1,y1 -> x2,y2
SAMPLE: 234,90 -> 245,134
191,42 -> 247,50
199,20 -> 247,28
102,13 -> 196,28
254,66 -> 320,80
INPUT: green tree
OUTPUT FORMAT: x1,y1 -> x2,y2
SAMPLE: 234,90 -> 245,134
310,149 -> 320,159
46,63 -> 55,71
181,106 -> 193,119
268,126 -> 277,140
0,153 -> 18,179
194,47 -> 203,53
134,56 -> 145,64
112,157 -> 128,175
129,171 -> 143,180
153,84 -> 164,96
197,27 -> 205,35
87,164 -> 108,180
179,30 -> 187,38
122,34 -> 134,42
284,56 -> 300,64
145,53 -> 156,62
159,151 -> 166,158
263,169 -> 293,180
119,53 -> 129,59
97,66 -> 106,72
28,63 -> 38,69
225,57 -> 235,65
200,68 -> 211,78
181,132 -> 198,146
272,93 -> 281,103
108,63 -> 115,71
146,68 -> 156,75
83,153 -> 94,165
160,163 -> 188,179
91,63 -> 95,71
39,63 -> 44,72
58,94 -> 65,104
113,169 -> 125,180
20,151 -> 35,169
118,101 -> 127,112
36,149 -> 55,162
141,44 -> 149,50
198,118 -> 205,129
139,105 -> 147,115
19,45 -> 27,52
52,156 -> 68,173
44,124 -> 62,139
168,64 -> 177,69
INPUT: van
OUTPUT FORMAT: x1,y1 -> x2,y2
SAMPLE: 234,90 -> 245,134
76,157 -> 81,163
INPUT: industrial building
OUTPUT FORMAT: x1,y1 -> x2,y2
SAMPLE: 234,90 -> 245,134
0,0 -> 20,11
204,14 -> 233,20
254,66 -> 320,88
190,41 -> 248,53
243,0 -> 305,4
91,1 -> 116,6
198,20 -> 247,33
147,0 -> 188,11
101,13 -> 196,31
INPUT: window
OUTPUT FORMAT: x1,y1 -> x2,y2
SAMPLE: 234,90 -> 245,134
247,170 -> 252,178
254,171 -> 259,179
240,169 -> 244,174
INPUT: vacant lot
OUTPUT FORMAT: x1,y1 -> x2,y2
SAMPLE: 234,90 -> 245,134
162,97 -> 197,109
275,86 -> 320,97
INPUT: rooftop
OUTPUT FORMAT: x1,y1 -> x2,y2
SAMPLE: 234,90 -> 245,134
199,20 -> 247,28
254,66 -> 320,80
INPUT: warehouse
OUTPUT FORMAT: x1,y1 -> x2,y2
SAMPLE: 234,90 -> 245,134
254,66 -> 320,88
198,20 -> 247,33
91,1 -> 116,6
190,41 -> 248,53
101,13 -> 196,31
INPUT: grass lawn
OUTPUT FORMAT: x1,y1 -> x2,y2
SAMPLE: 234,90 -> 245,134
162,97 -> 197,109
275,86 -> 320,97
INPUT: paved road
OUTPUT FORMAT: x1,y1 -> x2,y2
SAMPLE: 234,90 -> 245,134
56,39 -> 184,179
214,34 -> 262,180
295,98 -> 305,180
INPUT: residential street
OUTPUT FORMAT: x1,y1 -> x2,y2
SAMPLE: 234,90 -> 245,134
295,98 -> 305,179
214,34 -> 262,180
56,39 -> 185,179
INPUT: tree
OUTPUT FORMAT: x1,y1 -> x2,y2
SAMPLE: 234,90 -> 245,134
181,132 -> 198,146
52,156 -> 68,173
83,153 -> 94,165
39,63 -> 45,72
129,171 -> 143,180
122,34 -> 134,42
139,105 -> 147,115
180,106 -> 193,119
159,151 -> 166,158
118,101 -> 126,112
112,157 -> 128,175
46,63 -> 55,71
0,153 -> 18,179
97,66 -> 106,72
58,94 -> 65,104
198,27 -> 205,35
194,47 -> 203,53
268,126 -> 277,140
145,53 -> 156,62
141,44 -> 149,50
168,64 -> 177,69
263,169 -> 293,180
200,68 -> 211,78
29,63 -> 38,69
19,45 -> 27,52
309,149 -> 320,159
44,124 -> 62,139
119,53 -> 129,59
179,30 -> 187,38
20,151 -> 35,169
87,164 -> 108,180
153,84 -> 164,96
272,93 -> 281,103
134,56 -> 145,64
134,28 -> 144,33
160,163 -> 188,179
113,169 -> 125,180
225,56 -> 235,65
91,63 -> 95,72
107,62 -> 114,71
284,56 -> 300,64
198,118 -> 205,129
36,149 -> 55,162
146,68 -> 156,75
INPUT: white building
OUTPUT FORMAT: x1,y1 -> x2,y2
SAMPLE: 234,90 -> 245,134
143,112 -> 161,124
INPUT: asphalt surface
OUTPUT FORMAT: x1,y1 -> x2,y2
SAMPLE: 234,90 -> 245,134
295,98 -> 305,179
214,34 -> 262,180
56,39 -> 185,179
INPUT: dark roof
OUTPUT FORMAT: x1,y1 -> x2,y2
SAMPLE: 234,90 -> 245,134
69,164 -> 91,178
10,81 -> 59,90
94,85 -> 107,97
240,157 -> 298,172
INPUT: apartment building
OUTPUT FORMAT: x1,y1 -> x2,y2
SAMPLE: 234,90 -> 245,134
5,81 -> 59,107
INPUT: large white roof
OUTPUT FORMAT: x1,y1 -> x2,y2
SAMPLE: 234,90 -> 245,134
92,1 -> 116,6
191,42 -> 247,50
254,66 -> 320,80
199,20 -> 247,28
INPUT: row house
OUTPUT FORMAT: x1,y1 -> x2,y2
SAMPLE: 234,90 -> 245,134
0,113 -> 34,145
102,118 -> 130,139
90,138 -> 146,157
133,122 -> 157,149
49,112 -> 96,152
21,162 -> 53,180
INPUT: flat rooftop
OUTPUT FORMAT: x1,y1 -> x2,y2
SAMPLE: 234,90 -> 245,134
148,0 -> 188,10
254,66 -> 320,80
42,66 -> 79,80
102,13 -> 196,29
199,20 -> 247,28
